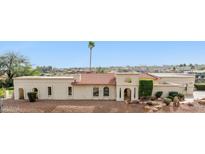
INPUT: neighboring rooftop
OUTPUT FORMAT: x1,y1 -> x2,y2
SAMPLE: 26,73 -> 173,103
15,76 -> 74,80
150,73 -> 195,78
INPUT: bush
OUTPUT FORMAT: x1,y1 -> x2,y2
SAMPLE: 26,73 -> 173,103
139,80 -> 153,98
7,87 -> 14,90
155,91 -> 163,98
169,91 -> 179,97
195,83 -> 205,90
163,98 -> 172,106
27,92 -> 37,102
178,93 -> 185,101
0,88 -> 5,98
167,96 -> 174,101
173,96 -> 180,107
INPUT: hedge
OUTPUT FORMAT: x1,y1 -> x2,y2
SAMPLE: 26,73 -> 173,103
169,91 -> 179,98
195,83 -> 205,90
139,80 -> 153,98
155,91 -> 163,98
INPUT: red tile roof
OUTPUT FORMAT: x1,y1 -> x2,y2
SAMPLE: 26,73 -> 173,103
137,73 -> 159,80
73,73 -> 116,85
72,73 -> 159,85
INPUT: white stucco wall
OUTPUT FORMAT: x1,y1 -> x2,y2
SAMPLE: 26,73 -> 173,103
73,85 -> 116,100
14,78 -> 116,100
153,84 -> 186,97
14,73 -> 195,101
156,76 -> 195,95
14,79 -> 74,100
115,74 -> 139,101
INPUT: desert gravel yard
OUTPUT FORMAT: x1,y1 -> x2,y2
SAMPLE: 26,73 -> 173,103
2,98 -> 205,113
2,99 -> 146,113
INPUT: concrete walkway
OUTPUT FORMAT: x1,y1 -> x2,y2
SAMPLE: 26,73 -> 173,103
194,91 -> 205,100
182,91 -> 205,103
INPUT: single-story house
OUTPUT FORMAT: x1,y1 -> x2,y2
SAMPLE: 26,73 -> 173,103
14,73 -> 195,101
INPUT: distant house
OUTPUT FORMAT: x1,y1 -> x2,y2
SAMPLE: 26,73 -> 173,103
14,73 -> 195,101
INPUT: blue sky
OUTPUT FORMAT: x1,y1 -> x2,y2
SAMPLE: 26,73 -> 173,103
0,41 -> 204,68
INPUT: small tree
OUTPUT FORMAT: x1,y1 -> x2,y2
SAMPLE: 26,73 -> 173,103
139,80 -> 153,98
0,52 -> 41,87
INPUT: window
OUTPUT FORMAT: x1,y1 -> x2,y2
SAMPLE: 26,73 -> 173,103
48,87 -> 52,96
134,88 -> 136,98
93,87 -> 99,97
119,88 -> 121,98
103,87 -> 109,96
68,87 -> 72,96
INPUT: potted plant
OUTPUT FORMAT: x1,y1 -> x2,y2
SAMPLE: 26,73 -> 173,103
27,92 -> 37,102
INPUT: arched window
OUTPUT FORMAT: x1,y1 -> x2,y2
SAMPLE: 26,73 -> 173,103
103,87 -> 109,96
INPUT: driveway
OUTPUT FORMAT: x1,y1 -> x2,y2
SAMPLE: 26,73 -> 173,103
193,91 -> 205,100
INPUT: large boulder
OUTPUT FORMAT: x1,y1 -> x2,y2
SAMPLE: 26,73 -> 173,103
144,105 -> 153,112
144,105 -> 160,112
198,100 -> 205,105
146,101 -> 153,106
187,103 -> 194,107
131,100 -> 140,104
157,98 -> 163,101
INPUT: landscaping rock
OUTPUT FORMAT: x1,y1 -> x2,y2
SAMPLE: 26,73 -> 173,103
125,100 -> 130,105
146,101 -> 153,106
131,100 -> 140,104
157,98 -> 163,101
155,104 -> 163,110
187,103 -> 194,107
144,105 -> 152,112
198,100 -> 205,105
150,96 -> 156,101
152,107 -> 159,112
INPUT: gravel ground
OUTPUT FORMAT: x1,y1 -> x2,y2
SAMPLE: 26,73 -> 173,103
2,99 -> 205,113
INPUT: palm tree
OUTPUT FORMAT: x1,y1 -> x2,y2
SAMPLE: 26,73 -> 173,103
88,41 -> 95,71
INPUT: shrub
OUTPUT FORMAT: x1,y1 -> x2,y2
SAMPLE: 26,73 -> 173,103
173,96 -> 180,107
167,96 -> 174,101
155,91 -> 163,98
169,91 -> 179,97
195,83 -> 205,90
163,98 -> 172,106
27,92 -> 37,102
0,88 -> 5,98
7,87 -> 14,90
139,80 -> 153,98
178,93 -> 185,101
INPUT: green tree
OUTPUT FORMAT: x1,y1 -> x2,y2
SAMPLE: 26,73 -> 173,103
88,41 -> 95,71
0,52 -> 40,87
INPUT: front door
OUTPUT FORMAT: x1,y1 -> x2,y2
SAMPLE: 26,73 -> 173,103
124,88 -> 131,101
